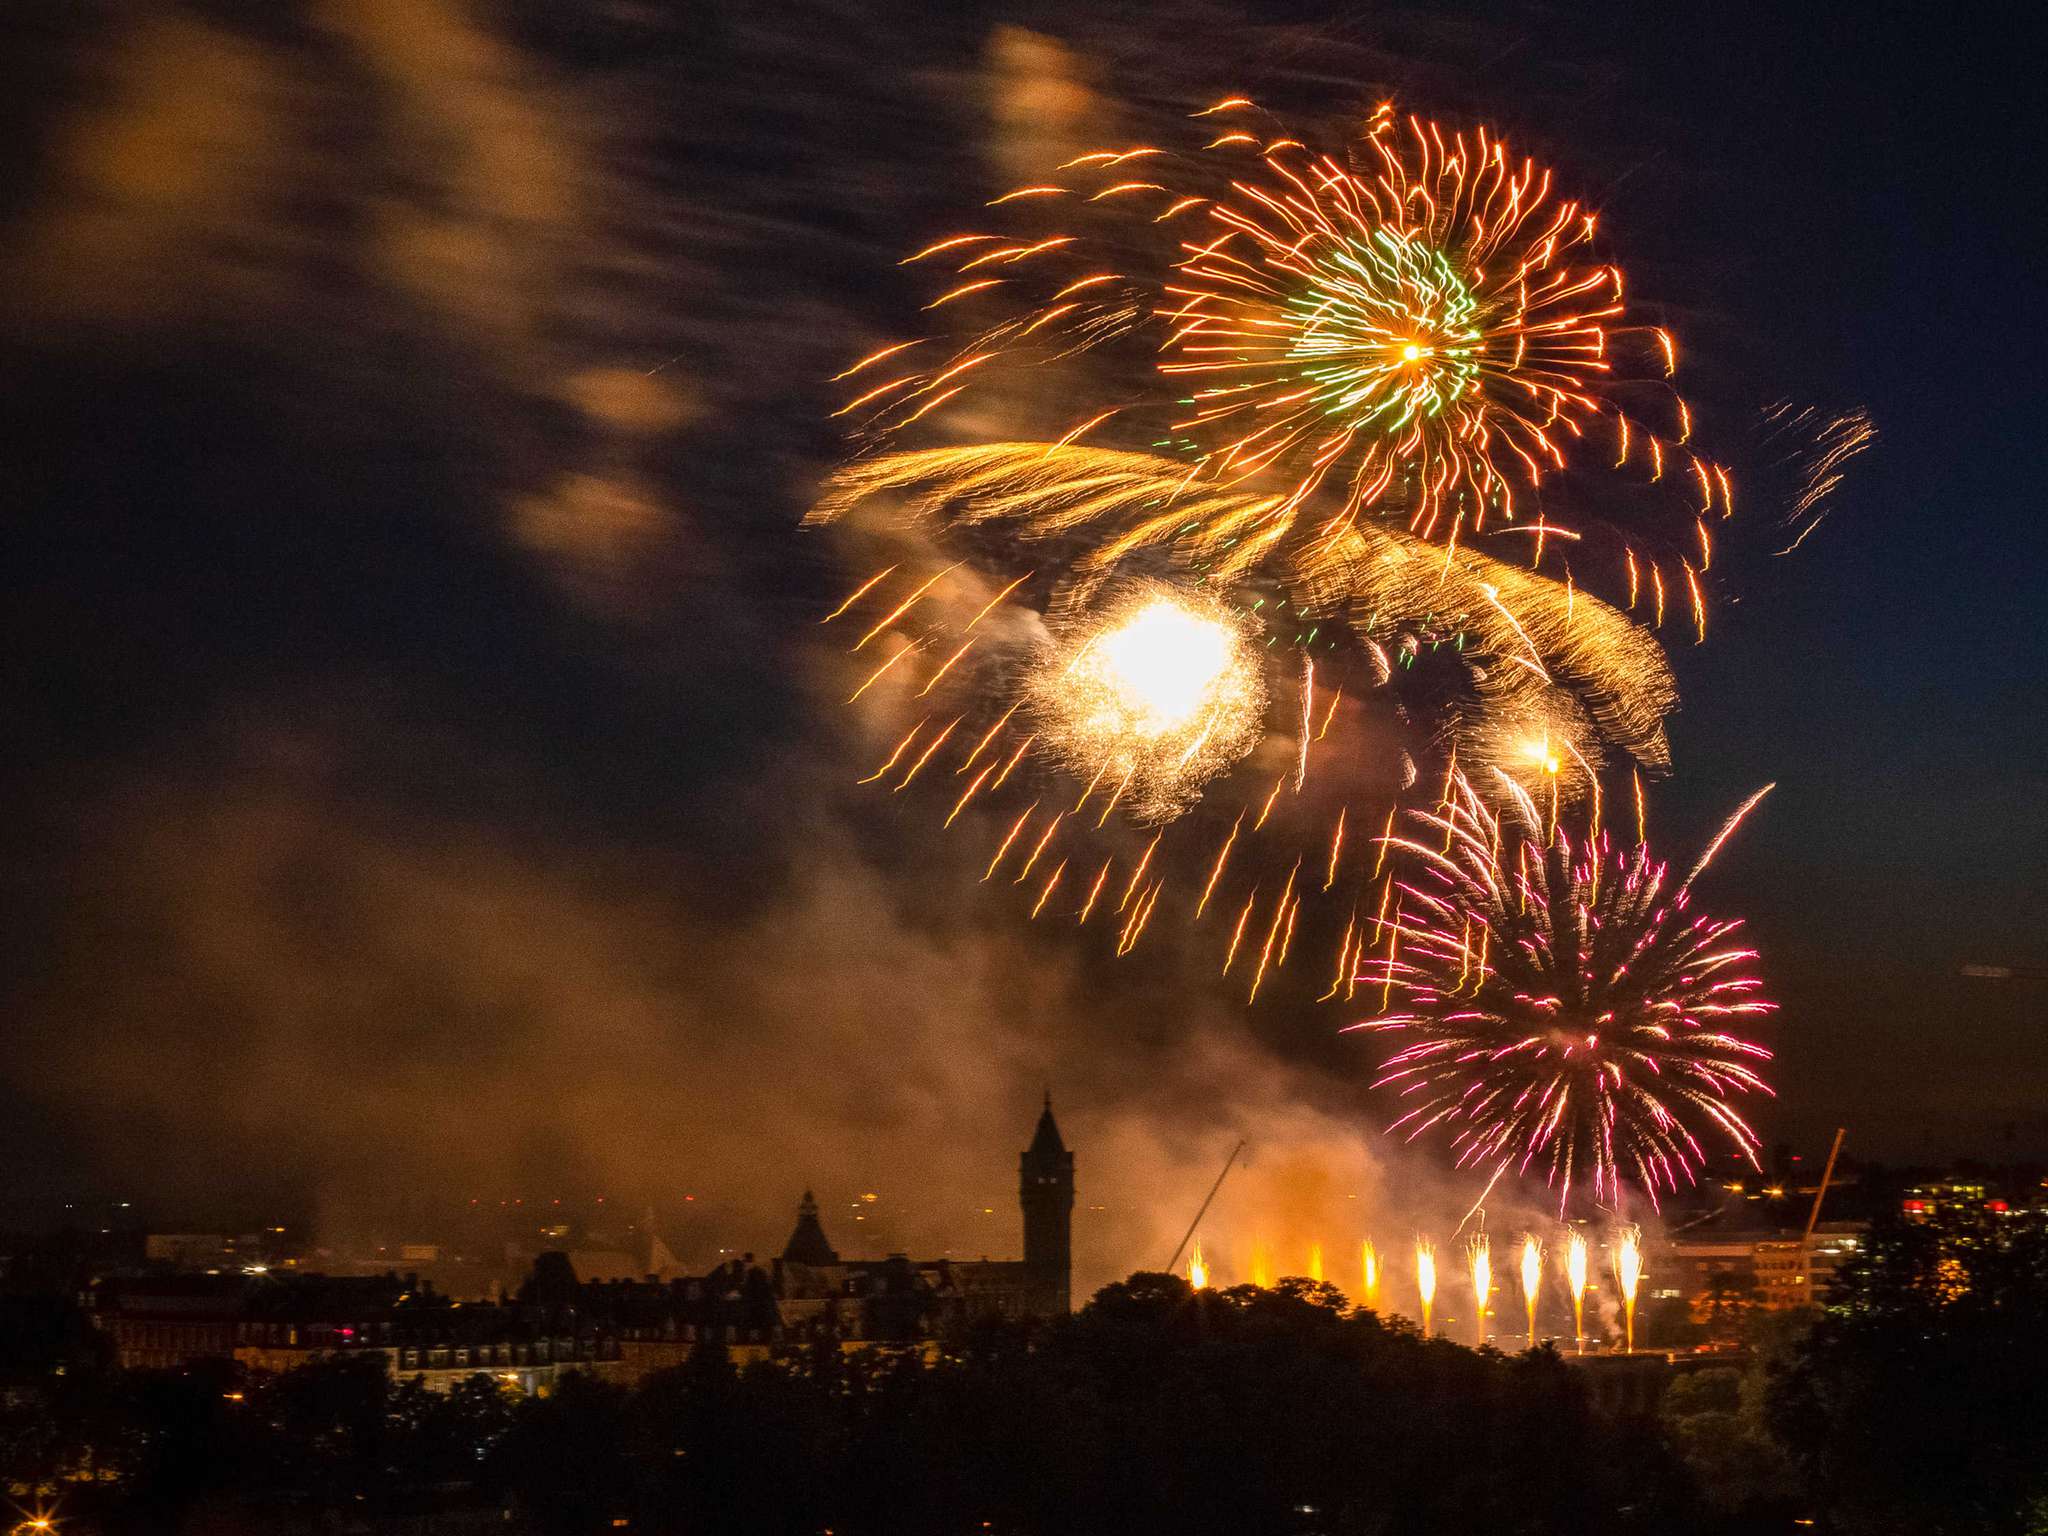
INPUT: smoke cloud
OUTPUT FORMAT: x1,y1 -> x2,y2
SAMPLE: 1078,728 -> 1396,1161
0,2 -> 1692,1312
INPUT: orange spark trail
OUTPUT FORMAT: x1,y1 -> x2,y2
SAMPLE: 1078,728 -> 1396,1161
1195,814 -> 1244,919
916,640 -> 976,697
1014,811 -> 1065,882
821,566 -> 896,623
859,719 -> 926,785
983,803 -> 1039,881
1118,833 -> 1162,910
847,640 -> 920,703
944,763 -> 996,827
831,340 -> 923,378
854,563 -> 962,651
1031,860 -> 1067,919
1077,858 -> 1113,925
990,734 -> 1036,791
1222,886 -> 1259,975
964,571 -> 1033,632
893,718 -> 959,790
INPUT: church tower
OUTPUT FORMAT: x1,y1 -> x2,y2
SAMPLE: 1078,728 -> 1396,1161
1020,1094 -> 1074,1313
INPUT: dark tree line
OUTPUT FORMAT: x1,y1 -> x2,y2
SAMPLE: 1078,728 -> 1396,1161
486,1274 -> 1688,1536
10,1213 -> 2048,1536
1760,1210 -> 2048,1536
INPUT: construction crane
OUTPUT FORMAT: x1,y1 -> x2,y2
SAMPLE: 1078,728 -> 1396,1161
1803,1127 -> 1847,1242
1165,1139 -> 1246,1276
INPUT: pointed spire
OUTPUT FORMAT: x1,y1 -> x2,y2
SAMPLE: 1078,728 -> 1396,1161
1028,1094 -> 1067,1158
781,1189 -> 839,1266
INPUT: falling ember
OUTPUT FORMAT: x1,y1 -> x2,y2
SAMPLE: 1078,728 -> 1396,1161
1416,1239 -> 1437,1337
1615,1227 -> 1644,1353
1565,1230 -> 1590,1354
1188,1241 -> 1210,1291
1361,1239 -> 1380,1311
1519,1235 -> 1545,1350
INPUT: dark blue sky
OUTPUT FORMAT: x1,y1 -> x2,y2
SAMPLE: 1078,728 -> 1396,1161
1610,4 -> 2048,1154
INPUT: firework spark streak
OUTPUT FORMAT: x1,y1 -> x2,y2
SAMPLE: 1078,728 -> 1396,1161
1350,772 -> 1777,1210
1519,1234 -> 1545,1349
1416,1238 -> 1437,1337
1467,1234 -> 1492,1346
816,443 -> 1679,768
839,100 -> 1727,622
800,97 -> 1766,993
1761,401 -> 1878,555
1565,1229 -> 1589,1353
1614,1225 -> 1644,1352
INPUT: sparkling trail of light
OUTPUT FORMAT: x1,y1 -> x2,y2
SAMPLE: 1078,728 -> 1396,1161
1352,771 -> 1776,1209
1195,813 -> 1243,920
982,803 -> 1039,881
892,717 -> 959,790
1077,857 -> 1113,925
821,565 -> 896,623
838,104 -> 1726,620
817,447 -> 1680,778
1615,1226 -> 1644,1353
1030,860 -> 1067,918
854,563 -> 961,651
847,639 -> 921,703
1416,1238 -> 1437,1337
1520,1234 -> 1545,1350
859,719 -> 927,785
1566,1230 -> 1589,1353
1468,1234 -> 1492,1347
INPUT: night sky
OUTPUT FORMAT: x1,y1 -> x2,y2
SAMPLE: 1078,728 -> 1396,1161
1,0 -> 2042,1267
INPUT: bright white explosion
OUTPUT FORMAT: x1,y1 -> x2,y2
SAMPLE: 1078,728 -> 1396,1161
1028,582 -> 1267,824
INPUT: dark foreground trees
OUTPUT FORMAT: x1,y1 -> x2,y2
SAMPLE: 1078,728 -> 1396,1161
15,1222 -> 2048,1535
8,1274 -> 1690,1535
481,1273 -> 1690,1536
1764,1211 -> 2048,1536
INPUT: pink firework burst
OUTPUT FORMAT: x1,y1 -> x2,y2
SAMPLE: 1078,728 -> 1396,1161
1349,773 -> 1776,1210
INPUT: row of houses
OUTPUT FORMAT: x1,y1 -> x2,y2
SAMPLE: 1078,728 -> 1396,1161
92,1102 -> 1079,1390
